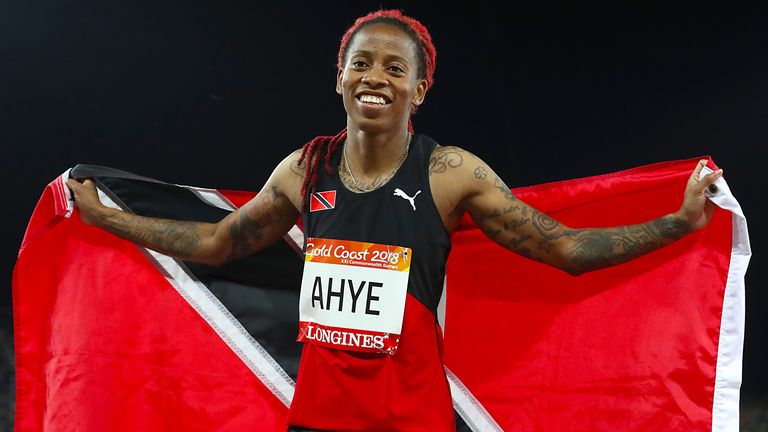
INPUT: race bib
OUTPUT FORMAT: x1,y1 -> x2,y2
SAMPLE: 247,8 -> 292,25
297,237 -> 411,355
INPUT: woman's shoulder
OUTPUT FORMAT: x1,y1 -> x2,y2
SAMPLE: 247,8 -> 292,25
425,139 -> 479,177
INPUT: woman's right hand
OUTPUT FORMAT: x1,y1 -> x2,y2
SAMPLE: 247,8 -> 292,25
66,179 -> 111,226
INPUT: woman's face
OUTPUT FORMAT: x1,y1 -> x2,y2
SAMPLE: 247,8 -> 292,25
337,23 -> 427,134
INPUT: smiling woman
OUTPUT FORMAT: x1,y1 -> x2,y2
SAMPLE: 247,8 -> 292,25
64,8 -> 725,432
298,10 -> 436,201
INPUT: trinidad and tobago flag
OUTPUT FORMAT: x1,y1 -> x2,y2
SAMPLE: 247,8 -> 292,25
13,158 -> 749,431
310,190 -> 336,212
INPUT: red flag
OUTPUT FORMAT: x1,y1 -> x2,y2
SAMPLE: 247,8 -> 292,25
13,158 -> 748,431
442,158 -> 749,431
13,169 -> 293,431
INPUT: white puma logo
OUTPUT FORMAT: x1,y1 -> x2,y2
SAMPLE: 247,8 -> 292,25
393,188 -> 421,211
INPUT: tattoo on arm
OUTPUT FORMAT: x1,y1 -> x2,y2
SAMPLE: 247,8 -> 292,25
103,212 -> 205,259
287,149 -> 308,178
493,177 -> 517,201
429,146 -> 465,176
101,186 -> 291,265
474,166 -> 487,179
563,216 -> 691,274
478,208 -> 501,221
227,208 -> 265,261
476,176 -> 692,274
226,186 -> 287,261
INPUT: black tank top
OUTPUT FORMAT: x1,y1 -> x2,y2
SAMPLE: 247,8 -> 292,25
289,133 -> 456,430
301,133 -> 451,315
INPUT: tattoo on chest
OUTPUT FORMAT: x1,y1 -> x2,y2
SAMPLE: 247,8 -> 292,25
339,163 -> 387,193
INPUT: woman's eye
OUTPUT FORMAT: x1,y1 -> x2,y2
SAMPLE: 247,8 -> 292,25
388,65 -> 405,74
352,60 -> 368,68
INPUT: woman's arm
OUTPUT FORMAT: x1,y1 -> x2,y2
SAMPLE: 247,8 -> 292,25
452,153 -> 721,275
66,151 -> 305,266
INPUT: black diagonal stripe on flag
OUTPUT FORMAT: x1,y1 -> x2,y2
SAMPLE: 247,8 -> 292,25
89,170 -> 305,381
314,192 -> 333,209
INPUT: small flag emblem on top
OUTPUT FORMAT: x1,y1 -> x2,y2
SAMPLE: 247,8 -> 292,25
310,190 -> 336,212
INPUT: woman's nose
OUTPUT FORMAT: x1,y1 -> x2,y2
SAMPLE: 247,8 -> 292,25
361,72 -> 388,87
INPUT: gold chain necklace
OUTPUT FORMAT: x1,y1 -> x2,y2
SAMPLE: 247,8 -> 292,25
342,135 -> 411,193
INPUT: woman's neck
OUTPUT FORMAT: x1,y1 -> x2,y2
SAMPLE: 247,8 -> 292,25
344,126 -> 411,175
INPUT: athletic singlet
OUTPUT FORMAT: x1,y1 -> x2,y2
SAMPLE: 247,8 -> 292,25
287,134 -> 455,431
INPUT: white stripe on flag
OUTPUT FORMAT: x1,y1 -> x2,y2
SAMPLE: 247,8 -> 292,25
445,367 -> 502,432
702,167 -> 750,432
284,225 -> 305,255
437,276 -> 446,331
96,187 -> 296,406
60,169 -> 74,218
185,186 -> 239,211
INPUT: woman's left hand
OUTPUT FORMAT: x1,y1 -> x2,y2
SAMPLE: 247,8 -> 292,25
675,159 -> 723,231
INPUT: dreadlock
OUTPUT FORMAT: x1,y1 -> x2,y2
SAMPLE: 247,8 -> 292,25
298,10 -> 437,208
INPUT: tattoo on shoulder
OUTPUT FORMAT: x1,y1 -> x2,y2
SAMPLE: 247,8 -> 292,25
473,166 -> 487,180
429,146 -> 465,176
289,155 -> 306,177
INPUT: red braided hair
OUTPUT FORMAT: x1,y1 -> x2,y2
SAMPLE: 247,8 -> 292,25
298,10 -> 437,208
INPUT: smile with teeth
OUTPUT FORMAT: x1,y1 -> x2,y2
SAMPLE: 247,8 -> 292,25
358,94 -> 389,105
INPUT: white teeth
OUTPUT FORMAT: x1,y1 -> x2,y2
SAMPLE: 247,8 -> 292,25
359,95 -> 387,105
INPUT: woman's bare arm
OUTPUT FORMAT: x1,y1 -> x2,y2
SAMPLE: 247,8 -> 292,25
429,146 -> 722,275
67,151 -> 305,266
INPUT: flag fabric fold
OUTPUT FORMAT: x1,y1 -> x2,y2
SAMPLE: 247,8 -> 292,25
13,158 -> 748,431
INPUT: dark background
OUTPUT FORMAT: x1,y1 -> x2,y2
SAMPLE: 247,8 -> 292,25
2,1 -> 766,429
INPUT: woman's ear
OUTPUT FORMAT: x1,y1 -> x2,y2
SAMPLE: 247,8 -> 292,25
413,79 -> 428,106
336,69 -> 344,95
